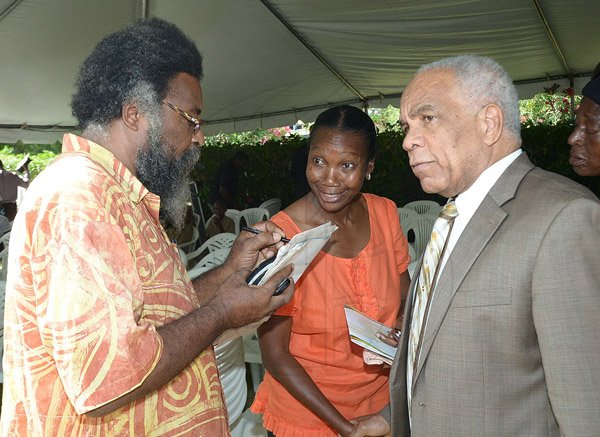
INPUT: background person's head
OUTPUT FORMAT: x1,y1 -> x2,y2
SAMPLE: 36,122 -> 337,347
212,199 -> 228,219
568,76 -> 600,176
306,105 -> 376,214
71,18 -> 204,230
400,55 -> 520,198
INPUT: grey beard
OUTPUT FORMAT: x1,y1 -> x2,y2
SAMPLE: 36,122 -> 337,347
136,132 -> 200,232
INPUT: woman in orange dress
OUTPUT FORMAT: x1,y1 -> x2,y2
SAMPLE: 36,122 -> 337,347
251,105 -> 411,436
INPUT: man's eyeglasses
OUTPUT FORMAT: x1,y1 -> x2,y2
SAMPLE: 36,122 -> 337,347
162,101 -> 203,135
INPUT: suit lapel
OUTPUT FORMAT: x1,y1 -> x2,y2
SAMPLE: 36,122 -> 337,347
412,153 -> 535,386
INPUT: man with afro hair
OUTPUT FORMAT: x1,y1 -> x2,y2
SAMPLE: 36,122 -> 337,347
1,18 -> 293,436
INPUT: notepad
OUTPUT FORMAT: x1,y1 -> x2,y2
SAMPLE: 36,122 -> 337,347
344,305 -> 397,362
216,222 -> 338,345
246,221 -> 338,286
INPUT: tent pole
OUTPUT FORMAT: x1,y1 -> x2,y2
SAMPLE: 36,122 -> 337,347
531,0 -> 571,76
569,75 -> 575,121
0,0 -> 24,23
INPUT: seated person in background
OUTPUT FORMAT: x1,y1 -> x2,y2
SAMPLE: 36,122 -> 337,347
205,198 -> 235,238
568,73 -> 600,176
251,105 -> 411,437
0,158 -> 30,221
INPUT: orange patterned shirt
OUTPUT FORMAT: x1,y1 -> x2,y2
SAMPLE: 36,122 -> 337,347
1,134 -> 228,436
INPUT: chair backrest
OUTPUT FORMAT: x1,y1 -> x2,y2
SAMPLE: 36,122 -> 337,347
177,227 -> 200,254
408,242 -> 416,263
225,209 -> 242,234
0,231 -> 10,245
402,213 -> 438,259
403,200 -> 442,215
397,207 -> 419,230
192,213 -> 201,228
186,233 -> 236,267
0,232 -> 10,283
239,208 -> 270,228
258,198 -> 281,218
187,247 -> 232,280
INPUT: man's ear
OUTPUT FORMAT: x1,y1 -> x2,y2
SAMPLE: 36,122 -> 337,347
479,103 -> 503,146
121,101 -> 143,132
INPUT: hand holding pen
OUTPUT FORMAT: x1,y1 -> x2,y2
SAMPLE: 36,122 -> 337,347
242,226 -> 290,243
226,222 -> 287,274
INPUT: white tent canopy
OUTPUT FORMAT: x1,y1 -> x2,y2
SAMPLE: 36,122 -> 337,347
1,0 -> 598,143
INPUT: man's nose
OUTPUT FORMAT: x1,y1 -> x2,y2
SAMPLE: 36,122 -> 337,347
402,127 -> 421,152
193,128 -> 205,147
567,128 -> 582,147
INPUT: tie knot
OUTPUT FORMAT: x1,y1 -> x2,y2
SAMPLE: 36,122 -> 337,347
439,200 -> 458,220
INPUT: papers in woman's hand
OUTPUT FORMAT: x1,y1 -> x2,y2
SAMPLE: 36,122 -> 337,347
344,305 -> 397,363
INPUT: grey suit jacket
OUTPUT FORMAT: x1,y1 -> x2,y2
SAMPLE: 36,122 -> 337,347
389,154 -> 600,436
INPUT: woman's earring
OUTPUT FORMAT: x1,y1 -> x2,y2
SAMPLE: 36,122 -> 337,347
366,173 -> 371,180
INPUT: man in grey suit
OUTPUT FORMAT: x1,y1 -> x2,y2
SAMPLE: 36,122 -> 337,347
350,55 -> 600,436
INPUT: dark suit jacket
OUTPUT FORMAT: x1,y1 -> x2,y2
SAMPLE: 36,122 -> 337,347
389,153 -> 600,436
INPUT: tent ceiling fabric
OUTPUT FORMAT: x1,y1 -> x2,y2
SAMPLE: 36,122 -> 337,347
0,0 -> 598,143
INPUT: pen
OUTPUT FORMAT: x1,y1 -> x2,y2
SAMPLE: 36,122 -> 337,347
241,226 -> 290,243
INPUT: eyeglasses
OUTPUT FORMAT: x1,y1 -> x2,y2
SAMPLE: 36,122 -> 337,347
162,101 -> 203,135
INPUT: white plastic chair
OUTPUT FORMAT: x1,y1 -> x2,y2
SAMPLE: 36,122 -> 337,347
243,331 -> 264,393
186,233 -> 236,268
403,200 -> 442,215
258,198 -> 281,218
401,213 -> 438,259
187,247 -> 232,280
225,209 -> 242,234
239,208 -> 270,229
214,337 -> 247,426
177,227 -> 200,254
0,232 -> 10,283
398,207 -> 419,229
192,213 -> 201,228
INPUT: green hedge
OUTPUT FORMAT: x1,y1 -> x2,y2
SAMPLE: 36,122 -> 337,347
198,121 -> 600,210
2,122 -> 598,213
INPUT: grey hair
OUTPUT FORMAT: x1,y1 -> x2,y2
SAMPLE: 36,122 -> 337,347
83,81 -> 161,135
417,55 -> 521,140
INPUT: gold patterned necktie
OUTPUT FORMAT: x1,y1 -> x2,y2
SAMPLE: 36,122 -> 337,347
407,200 -> 458,404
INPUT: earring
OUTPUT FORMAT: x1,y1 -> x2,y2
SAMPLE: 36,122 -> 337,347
366,173 -> 371,181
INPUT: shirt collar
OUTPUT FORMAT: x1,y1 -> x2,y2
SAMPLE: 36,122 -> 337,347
61,133 -> 156,208
454,149 -> 522,223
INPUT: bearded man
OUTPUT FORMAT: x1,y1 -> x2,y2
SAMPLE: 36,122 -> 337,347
0,18 -> 294,436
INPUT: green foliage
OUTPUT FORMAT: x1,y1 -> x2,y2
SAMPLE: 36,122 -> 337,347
0,141 -> 61,179
519,85 -> 580,126
369,105 -> 402,133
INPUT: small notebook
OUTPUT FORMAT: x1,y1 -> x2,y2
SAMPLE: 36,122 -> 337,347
217,222 -> 338,345
344,305 -> 397,362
